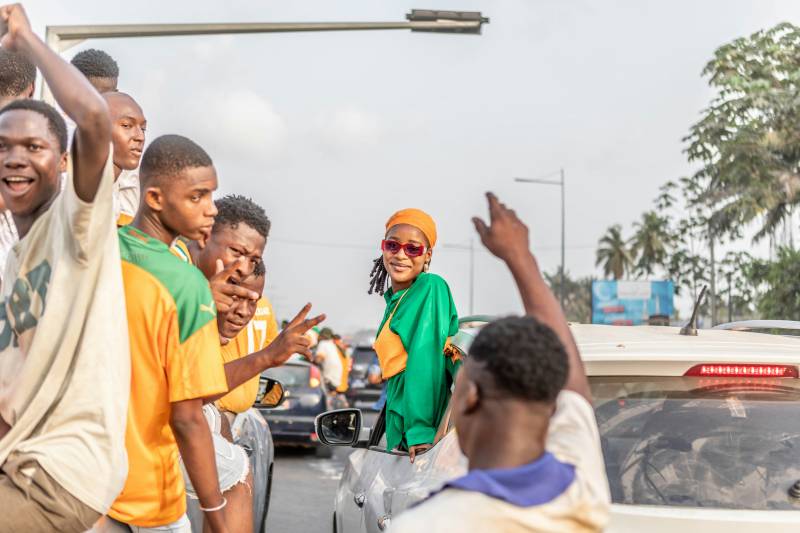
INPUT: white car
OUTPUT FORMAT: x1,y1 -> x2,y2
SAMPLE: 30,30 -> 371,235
316,320 -> 800,532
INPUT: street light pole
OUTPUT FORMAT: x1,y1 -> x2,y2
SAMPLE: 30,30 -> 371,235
44,10 -> 490,52
514,169 -> 566,310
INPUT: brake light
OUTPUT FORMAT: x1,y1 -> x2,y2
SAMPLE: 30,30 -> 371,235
684,364 -> 799,378
310,365 -> 322,388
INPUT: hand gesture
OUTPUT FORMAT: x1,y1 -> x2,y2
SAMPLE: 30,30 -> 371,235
209,257 -> 259,315
472,192 -> 530,263
268,303 -> 326,366
0,4 -> 32,52
409,443 -> 432,464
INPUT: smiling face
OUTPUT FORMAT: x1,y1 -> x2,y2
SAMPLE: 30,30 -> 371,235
196,222 -> 267,282
105,93 -> 146,176
218,273 -> 265,339
0,109 -> 66,221
145,165 -> 219,242
382,224 -> 432,291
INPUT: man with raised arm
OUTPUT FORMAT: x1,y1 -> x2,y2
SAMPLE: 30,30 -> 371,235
0,4 -> 129,532
390,193 -> 609,533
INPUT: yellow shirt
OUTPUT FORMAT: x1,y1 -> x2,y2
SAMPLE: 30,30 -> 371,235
216,297 -> 279,413
110,227 -> 229,527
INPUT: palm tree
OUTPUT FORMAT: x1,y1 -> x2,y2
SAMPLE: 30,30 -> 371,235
630,211 -> 673,277
596,225 -> 633,280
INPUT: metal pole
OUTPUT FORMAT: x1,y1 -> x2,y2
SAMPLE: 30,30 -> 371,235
469,238 -> 475,315
709,223 -> 717,326
727,272 -> 733,323
560,168 -> 566,311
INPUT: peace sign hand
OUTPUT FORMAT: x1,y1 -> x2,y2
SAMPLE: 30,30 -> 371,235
472,192 -> 530,263
268,303 -> 326,366
209,257 -> 259,314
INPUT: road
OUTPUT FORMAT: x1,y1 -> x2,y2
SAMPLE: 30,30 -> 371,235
266,411 -> 378,533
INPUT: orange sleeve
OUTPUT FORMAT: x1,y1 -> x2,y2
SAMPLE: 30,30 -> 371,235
166,318 -> 228,403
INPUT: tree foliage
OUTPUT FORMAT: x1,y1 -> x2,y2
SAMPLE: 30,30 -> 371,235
595,225 -> 633,280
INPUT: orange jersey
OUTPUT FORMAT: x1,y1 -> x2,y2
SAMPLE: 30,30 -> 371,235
110,227 -> 228,527
216,297 -> 279,413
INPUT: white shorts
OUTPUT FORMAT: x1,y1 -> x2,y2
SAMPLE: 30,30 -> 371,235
180,404 -> 250,498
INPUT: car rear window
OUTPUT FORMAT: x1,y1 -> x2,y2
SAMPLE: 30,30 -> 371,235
590,376 -> 800,511
264,365 -> 310,388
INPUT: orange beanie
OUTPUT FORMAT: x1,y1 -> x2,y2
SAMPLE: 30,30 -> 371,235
385,208 -> 437,249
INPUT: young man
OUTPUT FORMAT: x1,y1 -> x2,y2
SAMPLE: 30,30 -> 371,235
103,91 -> 145,226
109,135 -> 322,533
70,48 -> 119,93
182,196 -> 276,533
390,193 -> 610,533
0,46 -> 35,274
0,4 -> 129,532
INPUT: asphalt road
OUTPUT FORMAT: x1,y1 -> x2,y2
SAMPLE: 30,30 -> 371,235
266,411 -> 378,533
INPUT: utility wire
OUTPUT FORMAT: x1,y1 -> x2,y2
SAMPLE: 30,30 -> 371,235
270,237 -> 596,253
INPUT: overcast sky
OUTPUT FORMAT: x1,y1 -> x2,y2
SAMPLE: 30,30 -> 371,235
27,1 -> 800,332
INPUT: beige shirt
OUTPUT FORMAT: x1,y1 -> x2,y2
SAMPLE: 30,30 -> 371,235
0,149 -> 130,514
389,391 -> 611,533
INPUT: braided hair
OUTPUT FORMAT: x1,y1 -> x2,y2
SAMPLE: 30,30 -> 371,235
368,257 -> 389,296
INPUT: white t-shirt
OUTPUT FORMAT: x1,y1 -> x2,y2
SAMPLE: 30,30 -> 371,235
113,169 -> 140,221
0,148 -> 131,514
0,210 -> 18,280
389,391 -> 611,533
316,339 -> 343,389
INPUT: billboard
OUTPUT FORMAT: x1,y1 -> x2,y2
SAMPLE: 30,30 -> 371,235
591,280 -> 674,326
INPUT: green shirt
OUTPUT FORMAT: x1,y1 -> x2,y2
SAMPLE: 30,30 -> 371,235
378,272 -> 459,450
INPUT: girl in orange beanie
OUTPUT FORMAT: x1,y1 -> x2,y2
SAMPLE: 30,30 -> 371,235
369,209 -> 460,462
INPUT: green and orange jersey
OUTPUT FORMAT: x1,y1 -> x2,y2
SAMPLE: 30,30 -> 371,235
110,226 -> 229,527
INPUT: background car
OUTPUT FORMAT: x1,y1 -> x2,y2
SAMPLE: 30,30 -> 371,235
346,343 -> 383,407
260,358 -> 335,458
317,319 -> 800,533
186,377 -> 285,533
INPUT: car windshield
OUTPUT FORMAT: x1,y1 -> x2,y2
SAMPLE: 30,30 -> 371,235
264,365 -> 309,388
590,375 -> 800,511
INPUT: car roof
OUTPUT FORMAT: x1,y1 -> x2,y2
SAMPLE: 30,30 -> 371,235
455,321 -> 800,377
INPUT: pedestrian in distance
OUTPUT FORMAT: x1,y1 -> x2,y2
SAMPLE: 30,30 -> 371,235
368,208 -> 460,463
389,193 -> 610,533
0,3 -> 129,532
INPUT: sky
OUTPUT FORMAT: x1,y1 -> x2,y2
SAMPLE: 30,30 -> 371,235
26,0 -> 800,333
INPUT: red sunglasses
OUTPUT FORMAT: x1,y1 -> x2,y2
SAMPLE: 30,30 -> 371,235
381,239 -> 427,258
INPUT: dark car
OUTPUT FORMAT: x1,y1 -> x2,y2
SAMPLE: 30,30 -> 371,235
258,358 -> 334,457
346,345 -> 383,407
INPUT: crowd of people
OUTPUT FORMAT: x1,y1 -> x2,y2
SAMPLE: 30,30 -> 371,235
0,3 -> 610,533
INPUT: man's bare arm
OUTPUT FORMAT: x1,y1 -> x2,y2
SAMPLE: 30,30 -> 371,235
205,304 -> 325,403
1,4 -> 110,202
472,192 -> 591,402
170,399 -> 229,533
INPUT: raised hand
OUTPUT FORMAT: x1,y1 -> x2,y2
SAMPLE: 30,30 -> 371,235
268,303 -> 326,365
0,4 -> 32,52
209,257 -> 259,315
472,192 -> 530,262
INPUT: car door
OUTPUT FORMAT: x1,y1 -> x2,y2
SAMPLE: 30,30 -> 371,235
335,406 -> 391,533
359,403 -> 467,533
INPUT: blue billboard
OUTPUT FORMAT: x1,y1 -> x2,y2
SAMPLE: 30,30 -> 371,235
592,280 -> 674,325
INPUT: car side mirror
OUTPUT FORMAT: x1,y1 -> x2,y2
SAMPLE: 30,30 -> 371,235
315,408 -> 362,447
257,377 -> 285,408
